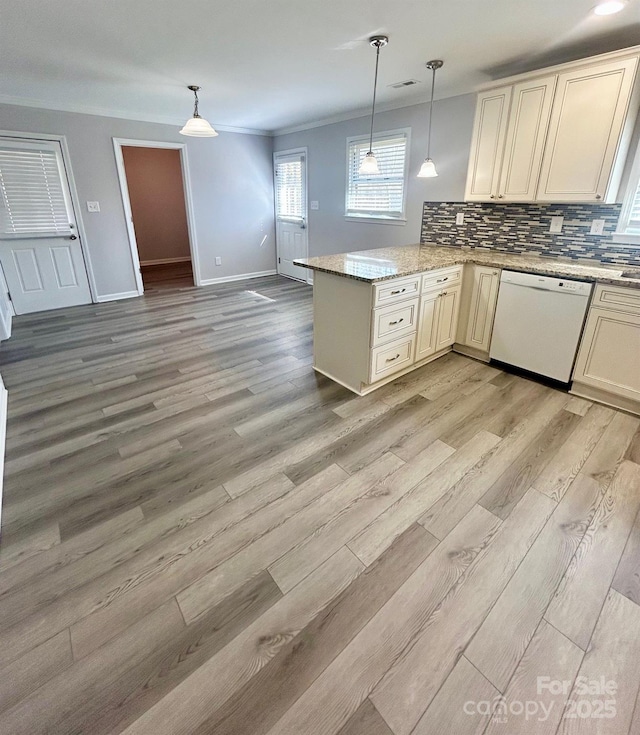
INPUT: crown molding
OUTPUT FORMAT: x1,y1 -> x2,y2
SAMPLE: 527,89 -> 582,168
271,90 -> 469,137
0,94 -> 271,136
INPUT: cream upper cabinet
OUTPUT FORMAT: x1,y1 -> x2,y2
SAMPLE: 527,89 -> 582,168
465,86 -> 512,201
466,77 -> 556,203
465,49 -> 639,204
498,76 -> 556,201
537,57 -> 638,202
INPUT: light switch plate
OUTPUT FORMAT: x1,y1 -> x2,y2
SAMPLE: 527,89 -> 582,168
590,219 -> 605,235
455,213 -> 465,225
550,216 -> 563,233
215,257 -> 222,266
86,201 -> 100,212
310,201 -> 319,210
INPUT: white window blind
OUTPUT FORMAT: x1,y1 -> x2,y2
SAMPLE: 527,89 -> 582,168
0,144 -> 72,238
622,180 -> 640,235
346,132 -> 408,219
275,154 -> 305,220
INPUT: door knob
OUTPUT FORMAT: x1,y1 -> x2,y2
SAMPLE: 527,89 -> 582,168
69,235 -> 77,240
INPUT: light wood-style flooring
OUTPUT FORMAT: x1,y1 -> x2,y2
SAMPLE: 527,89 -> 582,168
0,275 -> 639,735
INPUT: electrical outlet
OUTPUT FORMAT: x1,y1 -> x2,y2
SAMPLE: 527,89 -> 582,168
590,219 -> 605,235
86,201 -> 100,212
310,201 -> 319,210
550,216 -> 564,233
455,212 -> 465,225
215,257 -> 222,266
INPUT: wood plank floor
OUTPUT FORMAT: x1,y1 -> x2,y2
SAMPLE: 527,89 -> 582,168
0,275 -> 639,735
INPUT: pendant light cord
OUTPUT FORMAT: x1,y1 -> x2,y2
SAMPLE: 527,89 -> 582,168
368,42 -> 382,154
427,64 -> 436,159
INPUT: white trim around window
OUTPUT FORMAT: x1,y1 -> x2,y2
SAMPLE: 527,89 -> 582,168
344,128 -> 410,223
613,138 -> 640,247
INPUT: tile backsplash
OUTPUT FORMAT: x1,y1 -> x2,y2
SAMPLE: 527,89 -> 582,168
420,202 -> 640,267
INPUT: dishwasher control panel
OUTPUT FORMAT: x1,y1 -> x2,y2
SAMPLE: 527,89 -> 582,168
501,271 -> 593,296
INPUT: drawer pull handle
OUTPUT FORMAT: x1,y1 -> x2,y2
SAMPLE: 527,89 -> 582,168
436,277 -> 448,283
390,288 -> 406,295
386,354 -> 401,362
389,318 -> 404,325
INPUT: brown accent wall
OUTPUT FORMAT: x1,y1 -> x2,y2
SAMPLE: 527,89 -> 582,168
122,147 -> 191,264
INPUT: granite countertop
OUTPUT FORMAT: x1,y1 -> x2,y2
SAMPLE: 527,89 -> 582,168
294,244 -> 640,289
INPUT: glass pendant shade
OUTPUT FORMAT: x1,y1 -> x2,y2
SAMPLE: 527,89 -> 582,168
179,86 -> 218,137
417,158 -> 438,178
360,151 -> 380,175
179,116 -> 218,137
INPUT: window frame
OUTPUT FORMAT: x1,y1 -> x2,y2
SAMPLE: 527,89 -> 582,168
344,128 -> 410,225
613,138 -> 640,247
0,139 -> 75,240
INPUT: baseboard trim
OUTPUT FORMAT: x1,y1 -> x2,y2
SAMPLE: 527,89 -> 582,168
570,382 -> 640,417
96,290 -> 141,303
140,257 -> 192,266
199,270 -> 278,286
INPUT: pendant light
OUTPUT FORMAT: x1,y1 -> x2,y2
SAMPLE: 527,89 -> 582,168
418,60 -> 443,178
359,36 -> 389,175
179,85 -> 219,137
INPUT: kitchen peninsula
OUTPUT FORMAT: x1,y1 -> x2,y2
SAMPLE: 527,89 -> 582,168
294,244 -> 640,414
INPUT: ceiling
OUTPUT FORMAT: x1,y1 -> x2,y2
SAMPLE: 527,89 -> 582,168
1,0 -> 639,134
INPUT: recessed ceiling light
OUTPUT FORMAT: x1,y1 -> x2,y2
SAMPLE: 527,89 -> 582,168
593,1 -> 627,15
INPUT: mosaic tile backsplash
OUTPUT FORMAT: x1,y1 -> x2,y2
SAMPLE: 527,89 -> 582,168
420,202 -> 640,267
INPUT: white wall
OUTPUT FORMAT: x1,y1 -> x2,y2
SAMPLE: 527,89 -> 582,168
273,93 -> 476,257
0,103 -> 276,299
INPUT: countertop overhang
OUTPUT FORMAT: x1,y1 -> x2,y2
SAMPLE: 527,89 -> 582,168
294,244 -> 640,290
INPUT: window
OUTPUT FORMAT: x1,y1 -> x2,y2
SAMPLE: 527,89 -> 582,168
346,129 -> 409,221
0,141 -> 72,238
615,140 -> 640,246
274,152 -> 305,221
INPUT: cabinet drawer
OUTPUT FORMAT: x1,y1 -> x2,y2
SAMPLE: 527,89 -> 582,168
422,267 -> 462,293
373,276 -> 421,307
369,335 -> 416,383
592,283 -> 640,315
372,298 -> 419,347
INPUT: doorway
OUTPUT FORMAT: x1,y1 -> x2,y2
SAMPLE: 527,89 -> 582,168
113,139 -> 200,293
274,148 -> 309,282
0,137 -> 93,314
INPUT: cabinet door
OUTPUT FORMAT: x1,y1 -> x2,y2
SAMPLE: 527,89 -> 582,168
435,286 -> 462,351
573,307 -> 640,401
465,267 -> 500,352
537,57 -> 638,202
498,76 -> 556,201
465,86 -> 512,201
416,290 -> 440,361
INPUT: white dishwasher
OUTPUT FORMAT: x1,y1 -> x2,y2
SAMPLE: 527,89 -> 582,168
490,271 -> 592,383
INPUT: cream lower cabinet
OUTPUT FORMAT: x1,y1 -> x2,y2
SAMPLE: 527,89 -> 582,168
312,266 -> 462,395
455,265 -> 501,359
417,275 -> 462,361
572,284 -> 640,414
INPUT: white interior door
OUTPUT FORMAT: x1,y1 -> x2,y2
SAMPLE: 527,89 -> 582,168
0,139 -> 91,315
274,150 -> 308,281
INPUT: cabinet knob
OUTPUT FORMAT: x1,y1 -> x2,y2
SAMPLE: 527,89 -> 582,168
490,195 -> 496,200
595,194 -> 602,200
498,194 -> 504,199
